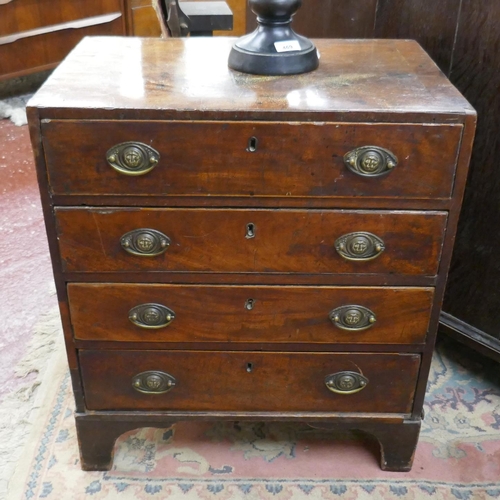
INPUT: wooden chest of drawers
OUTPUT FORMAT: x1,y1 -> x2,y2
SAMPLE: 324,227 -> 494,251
28,36 -> 476,472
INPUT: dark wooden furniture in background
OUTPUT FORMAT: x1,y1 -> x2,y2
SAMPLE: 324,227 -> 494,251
247,0 -> 500,360
0,0 -> 127,80
126,0 -> 162,37
28,36 -> 474,471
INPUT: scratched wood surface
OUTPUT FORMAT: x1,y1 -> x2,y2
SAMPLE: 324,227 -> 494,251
28,37 -> 472,122
42,120 -> 462,200
68,283 -> 434,344
55,207 -> 448,276
80,349 -> 420,412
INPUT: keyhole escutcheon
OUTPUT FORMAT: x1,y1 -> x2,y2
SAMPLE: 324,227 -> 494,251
245,298 -> 255,310
247,136 -> 258,152
246,223 -> 255,239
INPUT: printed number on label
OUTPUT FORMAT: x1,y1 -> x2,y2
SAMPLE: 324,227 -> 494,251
274,40 -> 301,53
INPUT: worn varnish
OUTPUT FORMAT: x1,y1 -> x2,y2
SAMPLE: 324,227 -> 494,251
68,284 -> 434,344
43,120 -> 462,200
28,37 -> 473,122
79,350 -> 420,413
55,208 -> 447,275
28,37 -> 475,472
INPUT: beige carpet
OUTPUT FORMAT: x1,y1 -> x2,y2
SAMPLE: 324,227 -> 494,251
0,303 -> 64,499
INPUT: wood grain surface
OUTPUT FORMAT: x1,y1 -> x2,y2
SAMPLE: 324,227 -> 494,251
80,349 -> 420,412
247,0 -> 378,39
68,284 -> 434,344
0,0 -> 123,35
27,37 -> 473,122
0,0 -> 125,80
374,0 -> 462,74
442,0 -> 500,342
55,208 -> 448,275
42,120 -> 462,200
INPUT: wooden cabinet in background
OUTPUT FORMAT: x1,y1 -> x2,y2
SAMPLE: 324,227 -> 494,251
125,0 -> 161,37
0,0 -> 127,80
0,0 -> 247,81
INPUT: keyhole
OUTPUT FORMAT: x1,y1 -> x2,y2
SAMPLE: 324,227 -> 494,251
245,298 -> 255,310
247,136 -> 258,152
246,362 -> 254,372
246,223 -> 255,239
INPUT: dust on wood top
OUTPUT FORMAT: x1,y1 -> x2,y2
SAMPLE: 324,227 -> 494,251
28,36 -> 474,122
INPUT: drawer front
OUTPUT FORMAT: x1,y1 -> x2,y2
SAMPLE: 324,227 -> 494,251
43,120 -> 462,200
55,208 -> 447,275
69,284 -> 434,344
80,350 -> 420,412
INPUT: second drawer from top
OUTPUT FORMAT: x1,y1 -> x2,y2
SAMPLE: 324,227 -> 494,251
55,208 -> 447,276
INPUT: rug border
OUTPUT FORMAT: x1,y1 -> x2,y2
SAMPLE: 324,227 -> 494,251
6,342 -> 67,500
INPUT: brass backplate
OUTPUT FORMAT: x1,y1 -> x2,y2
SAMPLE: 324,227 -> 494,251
129,303 -> 175,329
344,145 -> 397,177
120,228 -> 170,257
106,141 -> 160,176
132,371 -> 176,394
329,305 -> 376,331
325,371 -> 368,395
334,232 -> 385,261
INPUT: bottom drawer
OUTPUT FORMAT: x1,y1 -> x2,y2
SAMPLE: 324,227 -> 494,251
80,350 -> 420,413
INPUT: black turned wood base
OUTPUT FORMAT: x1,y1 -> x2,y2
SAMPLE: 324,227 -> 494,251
75,413 -> 421,472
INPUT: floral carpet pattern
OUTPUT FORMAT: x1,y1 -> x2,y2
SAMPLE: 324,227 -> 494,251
9,337 -> 500,499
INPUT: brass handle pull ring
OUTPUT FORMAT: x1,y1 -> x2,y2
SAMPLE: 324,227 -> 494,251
325,371 -> 368,395
107,141 -> 160,175
129,303 -> 175,329
329,305 -> 376,331
344,145 -> 397,177
335,232 -> 385,261
120,228 -> 170,257
132,371 -> 176,394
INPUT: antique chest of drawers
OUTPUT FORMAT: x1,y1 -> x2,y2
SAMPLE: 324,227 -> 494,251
28,36 -> 476,471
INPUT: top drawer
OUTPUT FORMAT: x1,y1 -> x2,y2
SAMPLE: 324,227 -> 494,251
42,120 -> 462,200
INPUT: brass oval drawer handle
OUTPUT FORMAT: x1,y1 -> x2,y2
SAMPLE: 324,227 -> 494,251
329,305 -> 376,331
132,371 -> 176,394
344,146 -> 397,177
129,303 -> 175,329
325,371 -> 368,395
106,141 -> 160,176
335,232 -> 385,261
120,228 -> 170,256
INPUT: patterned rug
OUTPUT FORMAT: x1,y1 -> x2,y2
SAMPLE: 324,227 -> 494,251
7,336 -> 500,500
